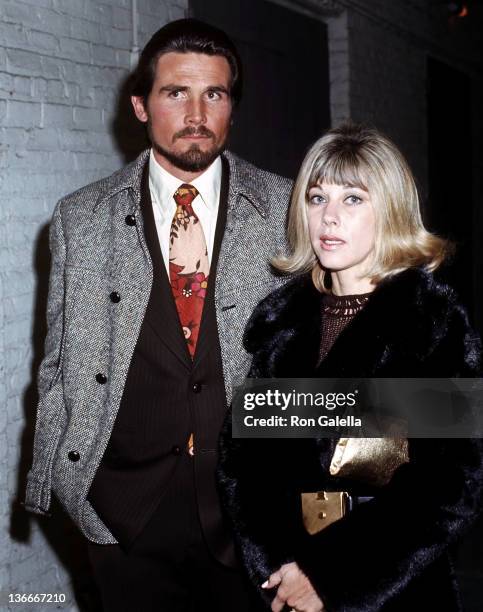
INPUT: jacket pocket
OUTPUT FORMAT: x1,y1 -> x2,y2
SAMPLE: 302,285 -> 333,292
48,266 -> 88,390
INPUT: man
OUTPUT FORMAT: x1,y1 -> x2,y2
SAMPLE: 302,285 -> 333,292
25,18 -> 292,611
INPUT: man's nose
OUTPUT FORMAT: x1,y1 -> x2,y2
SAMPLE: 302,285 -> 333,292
185,97 -> 206,125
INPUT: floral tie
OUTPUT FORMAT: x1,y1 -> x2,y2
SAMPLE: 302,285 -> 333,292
169,183 -> 209,359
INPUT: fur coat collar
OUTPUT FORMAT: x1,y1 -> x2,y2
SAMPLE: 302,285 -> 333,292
244,267 -> 481,379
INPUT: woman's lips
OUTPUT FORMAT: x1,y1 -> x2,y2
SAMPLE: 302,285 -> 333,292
319,235 -> 346,251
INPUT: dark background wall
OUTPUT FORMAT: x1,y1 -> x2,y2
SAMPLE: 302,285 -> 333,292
339,0 -> 483,333
190,0 -> 331,177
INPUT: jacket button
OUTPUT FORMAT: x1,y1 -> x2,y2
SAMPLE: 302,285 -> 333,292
171,445 -> 182,455
96,373 -> 107,384
68,451 -> 80,462
192,383 -> 202,393
110,291 -> 121,303
125,214 -> 136,226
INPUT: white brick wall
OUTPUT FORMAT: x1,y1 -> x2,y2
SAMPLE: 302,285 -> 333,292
0,1 -> 187,610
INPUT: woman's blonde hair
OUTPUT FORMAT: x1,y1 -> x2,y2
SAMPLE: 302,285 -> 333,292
274,123 -> 450,292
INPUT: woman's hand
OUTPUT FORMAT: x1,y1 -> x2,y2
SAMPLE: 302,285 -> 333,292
262,562 -> 325,612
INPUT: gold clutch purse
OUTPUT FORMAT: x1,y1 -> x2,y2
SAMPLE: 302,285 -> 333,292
329,436 -> 409,488
301,437 -> 409,535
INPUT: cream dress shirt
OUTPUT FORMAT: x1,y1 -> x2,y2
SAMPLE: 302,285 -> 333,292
148,149 -> 222,273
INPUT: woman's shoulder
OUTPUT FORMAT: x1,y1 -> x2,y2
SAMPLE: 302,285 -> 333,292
371,266 -> 467,324
243,272 -> 319,354
373,266 -> 481,375
376,265 -> 455,300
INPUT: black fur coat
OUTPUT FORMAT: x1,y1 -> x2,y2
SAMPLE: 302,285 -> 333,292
217,268 -> 483,612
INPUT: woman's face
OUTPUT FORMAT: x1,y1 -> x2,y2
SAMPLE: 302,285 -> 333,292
307,181 -> 376,287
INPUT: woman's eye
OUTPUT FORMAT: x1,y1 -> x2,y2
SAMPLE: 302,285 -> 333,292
346,195 -> 362,205
309,195 -> 325,205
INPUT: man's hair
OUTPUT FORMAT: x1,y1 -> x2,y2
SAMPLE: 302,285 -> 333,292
273,123 -> 450,291
131,18 -> 243,105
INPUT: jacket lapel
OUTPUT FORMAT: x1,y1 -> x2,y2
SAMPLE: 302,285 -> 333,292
192,157 -> 229,366
214,151 -> 271,300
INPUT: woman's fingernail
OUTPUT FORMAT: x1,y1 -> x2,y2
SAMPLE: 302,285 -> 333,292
261,580 -> 269,588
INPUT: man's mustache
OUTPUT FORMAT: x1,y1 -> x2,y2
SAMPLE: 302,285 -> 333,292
173,126 -> 215,141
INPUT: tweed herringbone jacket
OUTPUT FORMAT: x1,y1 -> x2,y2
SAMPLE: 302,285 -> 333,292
24,149 -> 292,544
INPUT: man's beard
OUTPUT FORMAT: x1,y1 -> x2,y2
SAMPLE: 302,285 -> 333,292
147,123 -> 226,173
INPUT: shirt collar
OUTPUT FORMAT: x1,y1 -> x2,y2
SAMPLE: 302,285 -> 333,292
149,149 -> 222,213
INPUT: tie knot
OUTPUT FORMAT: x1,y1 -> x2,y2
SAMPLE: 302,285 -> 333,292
174,184 -> 199,208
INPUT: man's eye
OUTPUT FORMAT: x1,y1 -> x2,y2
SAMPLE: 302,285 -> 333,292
169,90 -> 184,98
206,90 -> 221,100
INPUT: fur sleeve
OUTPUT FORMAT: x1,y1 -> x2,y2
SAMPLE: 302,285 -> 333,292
425,295 -> 482,376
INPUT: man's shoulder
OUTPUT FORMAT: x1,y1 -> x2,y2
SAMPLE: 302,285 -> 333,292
223,150 -> 293,196
57,150 -> 149,214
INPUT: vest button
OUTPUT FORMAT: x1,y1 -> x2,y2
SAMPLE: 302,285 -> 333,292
110,291 -> 121,303
171,445 -> 182,455
96,373 -> 107,384
68,451 -> 80,462
125,214 -> 136,226
192,383 -> 202,393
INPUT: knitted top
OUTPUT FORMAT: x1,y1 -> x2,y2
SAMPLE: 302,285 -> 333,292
319,292 -> 372,362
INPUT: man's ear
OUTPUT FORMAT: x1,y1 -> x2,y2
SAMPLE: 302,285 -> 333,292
131,96 -> 148,123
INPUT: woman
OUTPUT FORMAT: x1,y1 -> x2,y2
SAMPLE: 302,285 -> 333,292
217,124 -> 483,612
